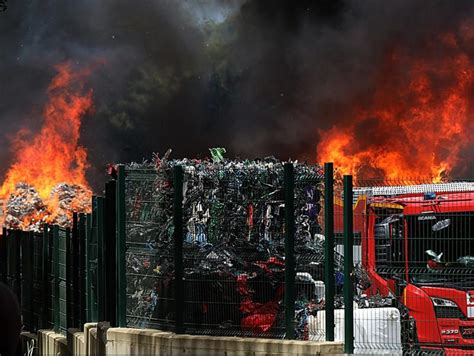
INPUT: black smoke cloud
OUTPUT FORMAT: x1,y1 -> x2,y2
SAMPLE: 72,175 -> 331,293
1,0 -> 473,190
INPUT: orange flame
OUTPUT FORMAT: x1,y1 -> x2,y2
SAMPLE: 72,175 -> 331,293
317,26 -> 474,183
0,62 -> 93,226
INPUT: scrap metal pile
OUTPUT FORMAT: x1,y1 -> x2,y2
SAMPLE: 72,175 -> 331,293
1,182 -> 91,231
125,154 -> 330,335
124,152 -> 410,339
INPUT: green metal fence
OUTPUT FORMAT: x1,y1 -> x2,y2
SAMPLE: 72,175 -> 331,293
0,188 -> 116,335
2,161 -> 472,355
117,160 -> 326,339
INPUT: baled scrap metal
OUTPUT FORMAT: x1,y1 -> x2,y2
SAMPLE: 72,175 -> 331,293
124,155 -> 326,335
3,182 -> 91,231
4,183 -> 46,231
49,183 -> 91,226
124,154 -> 409,340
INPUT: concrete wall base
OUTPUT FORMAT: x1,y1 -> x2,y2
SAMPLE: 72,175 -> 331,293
33,326 -> 343,355
38,330 -> 67,356
106,328 -> 343,356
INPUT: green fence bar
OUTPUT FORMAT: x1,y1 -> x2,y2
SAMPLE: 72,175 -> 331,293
116,165 -> 127,327
85,213 -> 96,323
78,213 -> 87,326
284,162 -> 295,339
104,180 -> 117,326
324,162 -> 335,341
97,196 -> 105,321
86,204 -> 95,322
58,227 -> 68,334
343,175 -> 354,354
14,230 -> 21,299
65,227 -> 73,330
173,165 -> 184,334
0,228 -> 6,284
53,225 -> 60,333
42,224 -> 50,328
22,231 -> 34,330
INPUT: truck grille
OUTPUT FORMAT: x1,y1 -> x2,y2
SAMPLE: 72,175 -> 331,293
435,306 -> 465,319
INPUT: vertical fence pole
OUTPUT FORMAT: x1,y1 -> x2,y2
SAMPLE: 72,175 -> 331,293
53,225 -> 60,333
72,213 -> 80,328
284,162 -> 295,339
66,227 -> 73,330
343,175 -> 354,354
42,225 -> 50,328
85,214 -> 94,323
14,230 -> 21,300
97,196 -> 105,321
25,231 -> 37,330
173,165 -> 184,334
0,228 -> 6,284
23,231 -> 34,331
79,213 -> 87,326
324,162 -> 335,341
116,165 -> 127,327
105,180 -> 117,326
87,212 -> 93,321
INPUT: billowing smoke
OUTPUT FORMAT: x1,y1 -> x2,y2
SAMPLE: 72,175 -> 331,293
1,0 -> 473,190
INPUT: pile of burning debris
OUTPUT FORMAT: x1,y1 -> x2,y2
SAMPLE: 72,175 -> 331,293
1,182 -> 91,231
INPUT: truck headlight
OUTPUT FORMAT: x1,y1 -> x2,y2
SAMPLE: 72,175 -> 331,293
431,297 -> 464,319
431,297 -> 458,308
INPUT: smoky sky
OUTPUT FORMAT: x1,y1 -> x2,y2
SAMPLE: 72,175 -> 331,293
1,0 -> 474,190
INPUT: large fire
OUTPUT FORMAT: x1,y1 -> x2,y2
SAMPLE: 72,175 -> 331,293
317,25 -> 474,183
0,62 -> 93,230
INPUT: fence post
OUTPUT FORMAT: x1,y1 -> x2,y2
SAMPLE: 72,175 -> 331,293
14,230 -> 21,300
324,162 -> 335,341
0,228 -> 6,284
66,227 -> 73,330
343,175 -> 354,354
173,165 -> 184,334
79,213 -> 87,326
53,225 -> 60,333
85,213 -> 94,323
105,180 -> 117,326
72,213 -> 80,328
22,231 -> 34,331
284,162 -> 295,339
42,224 -> 50,328
97,196 -> 105,321
116,165 -> 127,327
87,212 -> 94,321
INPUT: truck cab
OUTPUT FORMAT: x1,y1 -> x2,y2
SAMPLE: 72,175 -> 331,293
346,183 -> 474,354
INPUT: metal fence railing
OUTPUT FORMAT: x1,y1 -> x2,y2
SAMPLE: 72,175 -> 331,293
116,159 -> 327,339
0,159 -> 472,355
0,188 -> 117,336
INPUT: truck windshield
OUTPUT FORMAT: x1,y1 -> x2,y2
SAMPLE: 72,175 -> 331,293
406,212 -> 474,288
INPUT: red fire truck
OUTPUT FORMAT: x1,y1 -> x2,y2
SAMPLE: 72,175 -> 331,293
336,182 -> 474,355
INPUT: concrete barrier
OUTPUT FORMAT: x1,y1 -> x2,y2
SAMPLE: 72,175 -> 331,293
33,325 -> 343,355
67,328 -> 85,356
106,328 -> 343,356
37,330 -> 67,356
38,323 -> 97,356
